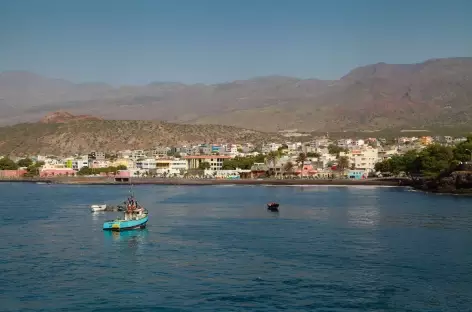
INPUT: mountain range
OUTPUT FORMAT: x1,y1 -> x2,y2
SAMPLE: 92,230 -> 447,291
1,57 -> 471,131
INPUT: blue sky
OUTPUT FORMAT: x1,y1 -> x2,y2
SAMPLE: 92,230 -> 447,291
1,0 -> 471,85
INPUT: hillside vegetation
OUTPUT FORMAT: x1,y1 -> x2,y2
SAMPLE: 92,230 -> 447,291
0,119 -> 282,155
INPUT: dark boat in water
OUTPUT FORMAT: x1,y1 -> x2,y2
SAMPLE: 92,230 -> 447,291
267,202 -> 279,212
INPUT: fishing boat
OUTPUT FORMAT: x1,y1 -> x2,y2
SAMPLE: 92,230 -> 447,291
267,202 -> 279,212
103,195 -> 148,231
91,204 -> 107,212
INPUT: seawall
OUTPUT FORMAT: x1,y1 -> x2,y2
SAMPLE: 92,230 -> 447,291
0,177 -> 410,186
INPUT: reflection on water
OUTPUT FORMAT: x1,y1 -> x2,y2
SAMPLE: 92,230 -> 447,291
91,211 -> 105,221
346,188 -> 381,228
104,228 -> 149,243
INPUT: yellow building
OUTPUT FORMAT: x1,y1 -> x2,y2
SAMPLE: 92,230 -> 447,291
110,158 -> 134,168
420,136 -> 433,145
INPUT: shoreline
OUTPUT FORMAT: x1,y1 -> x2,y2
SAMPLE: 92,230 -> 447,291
3,177 -> 472,195
0,177 -> 409,186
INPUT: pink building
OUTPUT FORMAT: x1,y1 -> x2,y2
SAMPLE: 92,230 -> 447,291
116,170 -> 131,178
294,163 -> 317,176
39,168 -> 76,177
0,169 -> 27,178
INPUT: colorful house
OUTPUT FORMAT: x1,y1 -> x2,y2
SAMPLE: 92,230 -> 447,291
294,163 -> 317,176
65,159 -> 73,168
347,170 -> 367,180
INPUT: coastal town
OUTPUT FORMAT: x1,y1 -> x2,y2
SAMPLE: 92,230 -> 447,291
0,134 -> 470,182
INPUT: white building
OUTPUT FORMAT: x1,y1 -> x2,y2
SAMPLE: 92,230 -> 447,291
130,150 -> 146,161
155,159 -> 189,176
135,158 -> 157,170
117,150 -> 132,159
169,159 -> 188,171
150,146 -> 170,158
261,143 -> 282,153
355,139 -> 365,146
343,147 -> 379,172
318,153 -> 337,169
72,156 -> 89,171
337,139 -> 352,148
89,159 -> 110,169
203,169 -> 250,178
225,144 -> 239,155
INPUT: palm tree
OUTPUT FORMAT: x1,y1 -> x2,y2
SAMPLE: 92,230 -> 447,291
337,156 -> 349,178
283,161 -> 294,178
265,151 -> 279,177
296,153 -> 307,178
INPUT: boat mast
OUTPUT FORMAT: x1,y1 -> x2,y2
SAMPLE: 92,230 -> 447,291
129,175 -> 134,198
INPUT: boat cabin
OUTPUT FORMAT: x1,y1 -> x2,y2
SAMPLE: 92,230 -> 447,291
124,209 -> 145,221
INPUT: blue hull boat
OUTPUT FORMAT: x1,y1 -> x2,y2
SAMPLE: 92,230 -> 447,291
103,194 -> 148,231
103,215 -> 148,231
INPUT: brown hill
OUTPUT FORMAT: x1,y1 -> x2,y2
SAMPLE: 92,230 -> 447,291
0,119 -> 283,155
0,57 -> 471,131
39,111 -> 102,123
192,58 -> 472,131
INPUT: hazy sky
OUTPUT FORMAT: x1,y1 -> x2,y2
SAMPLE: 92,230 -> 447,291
1,0 -> 471,85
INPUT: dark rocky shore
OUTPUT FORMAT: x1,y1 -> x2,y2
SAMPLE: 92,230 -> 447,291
410,171 -> 472,195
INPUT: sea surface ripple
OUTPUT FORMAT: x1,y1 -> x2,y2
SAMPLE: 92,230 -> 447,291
0,183 -> 471,311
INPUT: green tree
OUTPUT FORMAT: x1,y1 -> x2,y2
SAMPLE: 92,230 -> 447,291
277,144 -> 288,153
414,144 -> 455,178
198,162 -> 211,170
375,160 -> 390,173
23,160 -> 46,177
222,155 -> 265,170
375,150 -> 419,176
265,151 -> 279,172
453,136 -> 472,162
306,152 -> 321,158
77,166 -> 93,175
328,144 -> 347,156
337,156 -> 350,174
17,158 -> 33,168
0,157 -> 19,170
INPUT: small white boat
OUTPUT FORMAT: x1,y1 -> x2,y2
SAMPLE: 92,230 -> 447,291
91,204 -> 107,212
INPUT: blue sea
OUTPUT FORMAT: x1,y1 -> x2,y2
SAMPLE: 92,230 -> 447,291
0,183 -> 471,311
